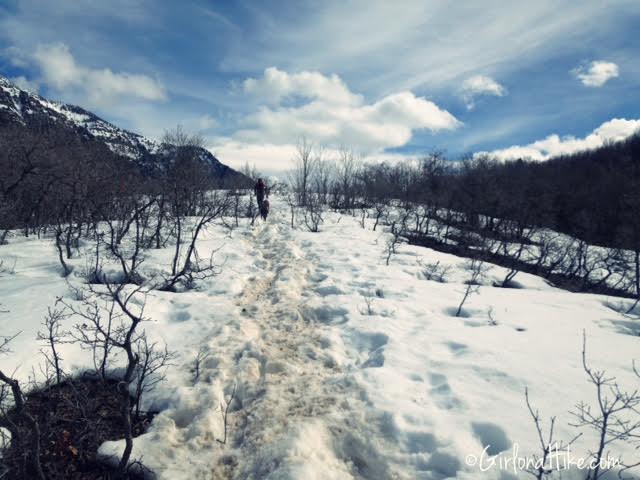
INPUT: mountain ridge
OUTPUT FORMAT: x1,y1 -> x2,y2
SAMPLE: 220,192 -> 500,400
0,75 -> 247,184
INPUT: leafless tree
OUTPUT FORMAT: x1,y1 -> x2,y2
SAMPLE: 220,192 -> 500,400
290,136 -> 316,207
372,203 -> 388,232
36,307 -> 69,386
104,196 -> 156,285
313,157 -> 333,205
98,282 -> 148,475
335,146 -> 361,211
157,192 -> 228,291
54,227 -> 73,277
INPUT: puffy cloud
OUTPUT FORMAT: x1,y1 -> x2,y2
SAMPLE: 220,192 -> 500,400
33,43 -> 79,89
32,43 -> 167,105
460,75 -> 506,110
214,68 -> 460,172
572,60 -> 619,87
243,67 -> 361,106
236,68 -> 460,152
479,118 -> 640,161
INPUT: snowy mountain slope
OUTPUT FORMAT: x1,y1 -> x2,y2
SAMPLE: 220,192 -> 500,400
0,75 -> 244,181
0,76 -> 156,157
0,198 -> 638,479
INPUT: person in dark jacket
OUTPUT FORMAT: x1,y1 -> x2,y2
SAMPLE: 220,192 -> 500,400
254,178 -> 267,205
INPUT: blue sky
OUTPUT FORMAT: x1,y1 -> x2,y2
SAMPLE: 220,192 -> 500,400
1,0 -> 639,172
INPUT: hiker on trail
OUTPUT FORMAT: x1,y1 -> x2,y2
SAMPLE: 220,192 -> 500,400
260,198 -> 270,221
254,178 -> 267,205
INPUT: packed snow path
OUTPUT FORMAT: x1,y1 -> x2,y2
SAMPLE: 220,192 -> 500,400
215,216 -> 398,479
1,197 -> 639,479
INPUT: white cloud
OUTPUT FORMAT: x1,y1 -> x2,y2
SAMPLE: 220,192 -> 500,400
460,74 -> 506,110
208,138 -> 299,174
479,118 -> 640,161
243,67 -> 361,106
236,68 -> 460,153
10,75 -> 39,93
33,43 -> 80,89
210,69 -> 460,173
32,43 -> 167,106
572,60 -> 619,87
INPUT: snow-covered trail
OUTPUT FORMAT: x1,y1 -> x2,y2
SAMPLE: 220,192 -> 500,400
216,212 -> 397,479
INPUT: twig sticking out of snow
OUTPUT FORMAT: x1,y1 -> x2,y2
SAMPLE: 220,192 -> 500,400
359,293 -> 375,316
524,387 -> 582,479
568,332 -> 640,480
192,346 -> 210,384
217,382 -> 237,445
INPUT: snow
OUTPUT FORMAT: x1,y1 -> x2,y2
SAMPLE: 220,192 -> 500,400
0,78 -> 22,98
0,197 -> 638,479
44,101 -> 90,124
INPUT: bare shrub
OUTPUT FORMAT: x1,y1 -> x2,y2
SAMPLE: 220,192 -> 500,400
359,293 -> 376,316
419,259 -> 451,283
64,283 -> 169,475
302,195 -> 324,233
0,333 -> 45,479
36,307 -> 69,386
454,259 -> 487,317
191,346 -> 210,384
157,192 -> 228,291
216,382 -> 237,445
384,210 -> 411,266
524,388 -> 580,479
568,333 -> 640,479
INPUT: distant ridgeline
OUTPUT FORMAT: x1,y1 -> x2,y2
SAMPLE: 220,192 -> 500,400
0,75 -> 250,231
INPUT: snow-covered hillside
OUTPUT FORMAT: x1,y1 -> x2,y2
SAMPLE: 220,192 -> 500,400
0,75 -> 157,159
0,197 -> 638,479
0,75 -> 244,181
